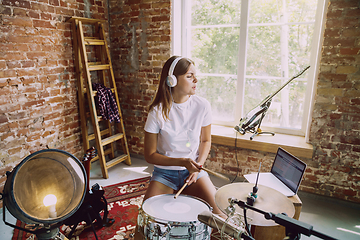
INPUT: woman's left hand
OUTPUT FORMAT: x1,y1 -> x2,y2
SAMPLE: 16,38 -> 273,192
186,171 -> 199,186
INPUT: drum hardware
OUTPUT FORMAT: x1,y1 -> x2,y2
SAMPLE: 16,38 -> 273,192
198,210 -> 254,240
225,198 -> 236,217
154,225 -> 161,238
138,194 -> 212,239
215,183 -> 295,227
189,223 -> 197,239
234,65 -> 310,140
157,223 -> 172,238
230,199 -> 338,240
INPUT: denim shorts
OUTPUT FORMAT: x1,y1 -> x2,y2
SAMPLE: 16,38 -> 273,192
151,166 -> 209,191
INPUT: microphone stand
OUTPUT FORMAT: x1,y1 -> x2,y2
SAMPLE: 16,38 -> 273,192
246,163 -> 261,206
235,66 -> 310,140
232,199 -> 339,240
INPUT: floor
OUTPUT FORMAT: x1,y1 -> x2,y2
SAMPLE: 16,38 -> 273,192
1,156 -> 359,240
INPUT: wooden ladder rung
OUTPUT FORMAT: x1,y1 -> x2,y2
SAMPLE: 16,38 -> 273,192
90,148 -> 112,162
101,133 -> 124,146
88,64 -> 110,71
69,16 -> 131,179
86,112 -> 104,121
88,128 -> 110,141
84,38 -> 105,45
67,17 -> 106,24
106,154 -> 128,169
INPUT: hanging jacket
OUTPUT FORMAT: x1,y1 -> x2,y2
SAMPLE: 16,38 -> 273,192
92,83 -> 121,123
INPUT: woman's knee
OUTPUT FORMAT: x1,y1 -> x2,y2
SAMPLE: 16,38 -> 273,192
144,180 -> 174,200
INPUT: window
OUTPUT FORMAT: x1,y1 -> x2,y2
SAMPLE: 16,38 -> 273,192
173,0 -> 327,136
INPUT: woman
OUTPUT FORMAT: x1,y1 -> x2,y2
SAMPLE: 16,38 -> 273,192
143,55 -> 222,211
134,56 -> 223,239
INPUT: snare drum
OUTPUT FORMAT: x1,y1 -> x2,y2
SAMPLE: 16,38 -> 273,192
137,194 -> 212,239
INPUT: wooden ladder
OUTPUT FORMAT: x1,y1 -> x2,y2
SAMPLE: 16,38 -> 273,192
68,17 -> 131,179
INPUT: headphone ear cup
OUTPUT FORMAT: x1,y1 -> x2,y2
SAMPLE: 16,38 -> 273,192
166,75 -> 177,87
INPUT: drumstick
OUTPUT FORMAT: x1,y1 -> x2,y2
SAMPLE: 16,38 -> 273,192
201,167 -> 230,182
174,182 -> 188,199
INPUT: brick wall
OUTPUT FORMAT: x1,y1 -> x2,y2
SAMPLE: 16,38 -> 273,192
0,0 -> 108,207
1,0 -> 359,211
108,0 -> 171,155
307,0 -> 360,202
109,0 -> 360,203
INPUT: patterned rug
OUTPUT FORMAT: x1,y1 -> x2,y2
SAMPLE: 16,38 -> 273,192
11,176 -> 150,240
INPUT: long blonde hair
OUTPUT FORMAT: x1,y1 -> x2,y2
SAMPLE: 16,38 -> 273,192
149,56 -> 194,120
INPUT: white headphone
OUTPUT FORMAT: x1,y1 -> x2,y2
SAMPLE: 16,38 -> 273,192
166,57 -> 182,87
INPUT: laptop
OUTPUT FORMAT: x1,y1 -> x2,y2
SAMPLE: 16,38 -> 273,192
244,147 -> 307,197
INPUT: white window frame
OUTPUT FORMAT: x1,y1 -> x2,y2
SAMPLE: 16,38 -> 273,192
172,0 -> 328,137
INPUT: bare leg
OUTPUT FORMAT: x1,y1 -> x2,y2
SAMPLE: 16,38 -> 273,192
182,175 -> 225,216
182,176 -> 227,239
134,181 -> 174,240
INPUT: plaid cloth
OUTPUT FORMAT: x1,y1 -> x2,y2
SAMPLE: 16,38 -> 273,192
92,83 -> 121,123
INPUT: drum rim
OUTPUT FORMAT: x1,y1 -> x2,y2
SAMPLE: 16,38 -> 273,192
140,194 -> 212,223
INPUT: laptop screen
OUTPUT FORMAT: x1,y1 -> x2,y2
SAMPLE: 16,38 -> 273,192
271,148 -> 307,193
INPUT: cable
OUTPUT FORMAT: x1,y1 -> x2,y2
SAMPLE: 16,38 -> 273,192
243,208 -> 252,238
231,131 -> 240,183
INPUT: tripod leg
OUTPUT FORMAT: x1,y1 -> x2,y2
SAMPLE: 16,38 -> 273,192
101,196 -> 115,227
86,211 -> 99,240
250,112 -> 275,140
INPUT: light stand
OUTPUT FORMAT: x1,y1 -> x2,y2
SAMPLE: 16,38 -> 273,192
1,149 -> 88,240
232,199 -> 338,240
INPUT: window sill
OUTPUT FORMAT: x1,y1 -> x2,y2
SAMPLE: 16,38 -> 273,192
211,125 -> 314,159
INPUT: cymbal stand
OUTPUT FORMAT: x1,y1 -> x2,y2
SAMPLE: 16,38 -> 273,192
231,199 -> 339,240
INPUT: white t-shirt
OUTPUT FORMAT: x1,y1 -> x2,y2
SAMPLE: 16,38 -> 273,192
144,95 -> 212,170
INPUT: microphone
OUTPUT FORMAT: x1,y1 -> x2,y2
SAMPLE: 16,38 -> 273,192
198,211 -> 254,240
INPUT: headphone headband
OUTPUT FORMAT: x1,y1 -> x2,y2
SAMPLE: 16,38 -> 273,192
168,57 -> 182,76
166,57 -> 182,87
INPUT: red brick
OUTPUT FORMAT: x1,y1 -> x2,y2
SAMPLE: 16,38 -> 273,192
330,0 -> 360,9
33,19 -> 56,29
13,8 -> 27,17
23,100 -> 45,108
324,28 -> 341,38
21,61 -> 35,68
7,35 -> 35,44
27,133 -> 41,142
6,61 -> 22,69
342,28 -> 360,38
2,0 -> 31,9
339,48 -> 360,55
26,51 -> 49,60
49,0 -> 60,6
2,16 -> 32,27
320,73 -> 348,82
28,10 -> 40,19
0,5 -> 12,15
55,7 -> 75,16
0,114 -> 9,124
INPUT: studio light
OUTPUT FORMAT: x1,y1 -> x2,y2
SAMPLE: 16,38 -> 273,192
1,149 -> 87,240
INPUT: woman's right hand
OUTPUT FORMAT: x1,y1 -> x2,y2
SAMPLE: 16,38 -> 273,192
183,158 -> 201,174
